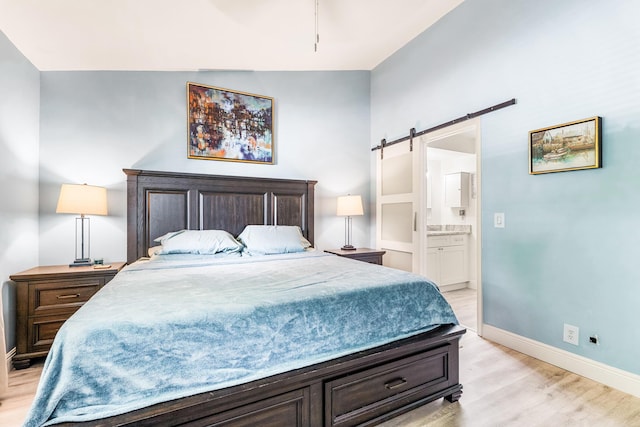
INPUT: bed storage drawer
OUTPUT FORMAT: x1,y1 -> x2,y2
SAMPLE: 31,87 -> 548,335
185,387 -> 311,427
325,344 -> 452,427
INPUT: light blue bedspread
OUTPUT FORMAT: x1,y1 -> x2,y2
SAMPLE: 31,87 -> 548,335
24,251 -> 457,426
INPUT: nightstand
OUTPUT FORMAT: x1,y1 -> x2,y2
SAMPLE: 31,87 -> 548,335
10,262 -> 126,369
324,248 -> 386,265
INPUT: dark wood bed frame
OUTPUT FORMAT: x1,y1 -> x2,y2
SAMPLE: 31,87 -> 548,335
124,168 -> 317,264
62,168 -> 465,427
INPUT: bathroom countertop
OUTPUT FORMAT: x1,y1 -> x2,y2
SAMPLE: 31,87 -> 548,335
426,225 -> 471,236
427,230 -> 470,236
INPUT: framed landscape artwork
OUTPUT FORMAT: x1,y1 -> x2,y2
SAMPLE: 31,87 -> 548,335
529,117 -> 602,174
187,82 -> 274,164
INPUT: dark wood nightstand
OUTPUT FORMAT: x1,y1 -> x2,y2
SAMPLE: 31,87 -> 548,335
324,248 -> 386,265
10,262 -> 126,369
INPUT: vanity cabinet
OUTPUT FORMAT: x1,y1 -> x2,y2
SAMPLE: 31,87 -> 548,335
426,234 -> 468,288
444,172 -> 470,208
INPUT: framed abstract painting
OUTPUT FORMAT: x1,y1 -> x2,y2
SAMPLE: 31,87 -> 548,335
187,82 -> 274,164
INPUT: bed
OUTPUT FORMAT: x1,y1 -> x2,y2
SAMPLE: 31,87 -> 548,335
25,169 -> 465,427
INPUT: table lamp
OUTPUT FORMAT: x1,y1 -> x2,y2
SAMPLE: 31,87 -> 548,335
336,194 -> 363,251
56,183 -> 108,267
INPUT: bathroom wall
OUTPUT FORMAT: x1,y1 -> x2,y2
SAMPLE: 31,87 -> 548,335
427,149 -> 477,288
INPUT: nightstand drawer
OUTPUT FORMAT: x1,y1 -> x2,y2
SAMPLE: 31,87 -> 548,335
31,279 -> 103,315
29,316 -> 68,351
326,344 -> 452,426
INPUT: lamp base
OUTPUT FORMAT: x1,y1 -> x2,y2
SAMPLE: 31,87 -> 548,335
340,245 -> 357,251
69,259 -> 93,267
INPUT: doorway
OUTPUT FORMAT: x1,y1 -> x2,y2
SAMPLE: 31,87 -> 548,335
422,118 -> 482,336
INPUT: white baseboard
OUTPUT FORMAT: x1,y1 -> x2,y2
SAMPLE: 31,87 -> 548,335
6,347 -> 15,372
482,324 -> 640,399
440,282 -> 469,292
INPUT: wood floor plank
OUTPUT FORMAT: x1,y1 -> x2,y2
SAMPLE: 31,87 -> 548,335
0,360 -> 43,426
442,287 -> 477,331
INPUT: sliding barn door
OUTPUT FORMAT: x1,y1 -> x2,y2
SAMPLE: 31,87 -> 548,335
376,139 -> 422,273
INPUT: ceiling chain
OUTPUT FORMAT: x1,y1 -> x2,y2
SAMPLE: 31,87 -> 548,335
314,0 -> 319,52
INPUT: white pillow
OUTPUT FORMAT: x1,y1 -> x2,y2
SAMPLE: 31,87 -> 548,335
237,225 -> 311,255
153,231 -> 183,243
154,230 -> 243,255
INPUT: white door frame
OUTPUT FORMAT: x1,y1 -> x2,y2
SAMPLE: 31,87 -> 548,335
421,118 -> 483,336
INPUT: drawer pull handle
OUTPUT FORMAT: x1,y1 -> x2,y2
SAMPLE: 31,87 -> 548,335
57,294 -> 80,300
384,377 -> 407,390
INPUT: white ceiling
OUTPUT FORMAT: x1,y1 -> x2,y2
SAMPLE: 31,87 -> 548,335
428,129 -> 477,154
0,0 -> 463,71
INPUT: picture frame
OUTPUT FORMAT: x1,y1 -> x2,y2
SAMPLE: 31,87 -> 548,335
187,82 -> 274,164
529,116 -> 602,175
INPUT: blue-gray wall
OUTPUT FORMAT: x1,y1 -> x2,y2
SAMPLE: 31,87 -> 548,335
38,71 -> 371,266
371,0 -> 639,374
0,31 -> 40,351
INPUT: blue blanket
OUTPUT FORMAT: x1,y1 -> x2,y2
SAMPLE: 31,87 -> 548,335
24,251 -> 457,426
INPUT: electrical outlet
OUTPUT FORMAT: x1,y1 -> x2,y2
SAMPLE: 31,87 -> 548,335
589,335 -> 599,345
563,324 -> 579,346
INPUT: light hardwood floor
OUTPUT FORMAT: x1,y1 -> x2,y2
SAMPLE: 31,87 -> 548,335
442,287 -> 477,332
0,358 -> 43,426
2,288 -> 639,426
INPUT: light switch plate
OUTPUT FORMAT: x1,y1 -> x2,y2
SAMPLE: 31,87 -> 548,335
494,212 -> 505,228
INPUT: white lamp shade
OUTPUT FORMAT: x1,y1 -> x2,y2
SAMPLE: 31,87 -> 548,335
56,184 -> 108,216
336,195 -> 364,216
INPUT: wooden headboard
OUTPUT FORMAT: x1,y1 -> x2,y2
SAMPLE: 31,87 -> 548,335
124,169 -> 317,264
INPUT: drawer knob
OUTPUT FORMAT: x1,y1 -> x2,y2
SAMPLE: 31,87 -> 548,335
57,293 -> 80,300
384,377 -> 407,390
